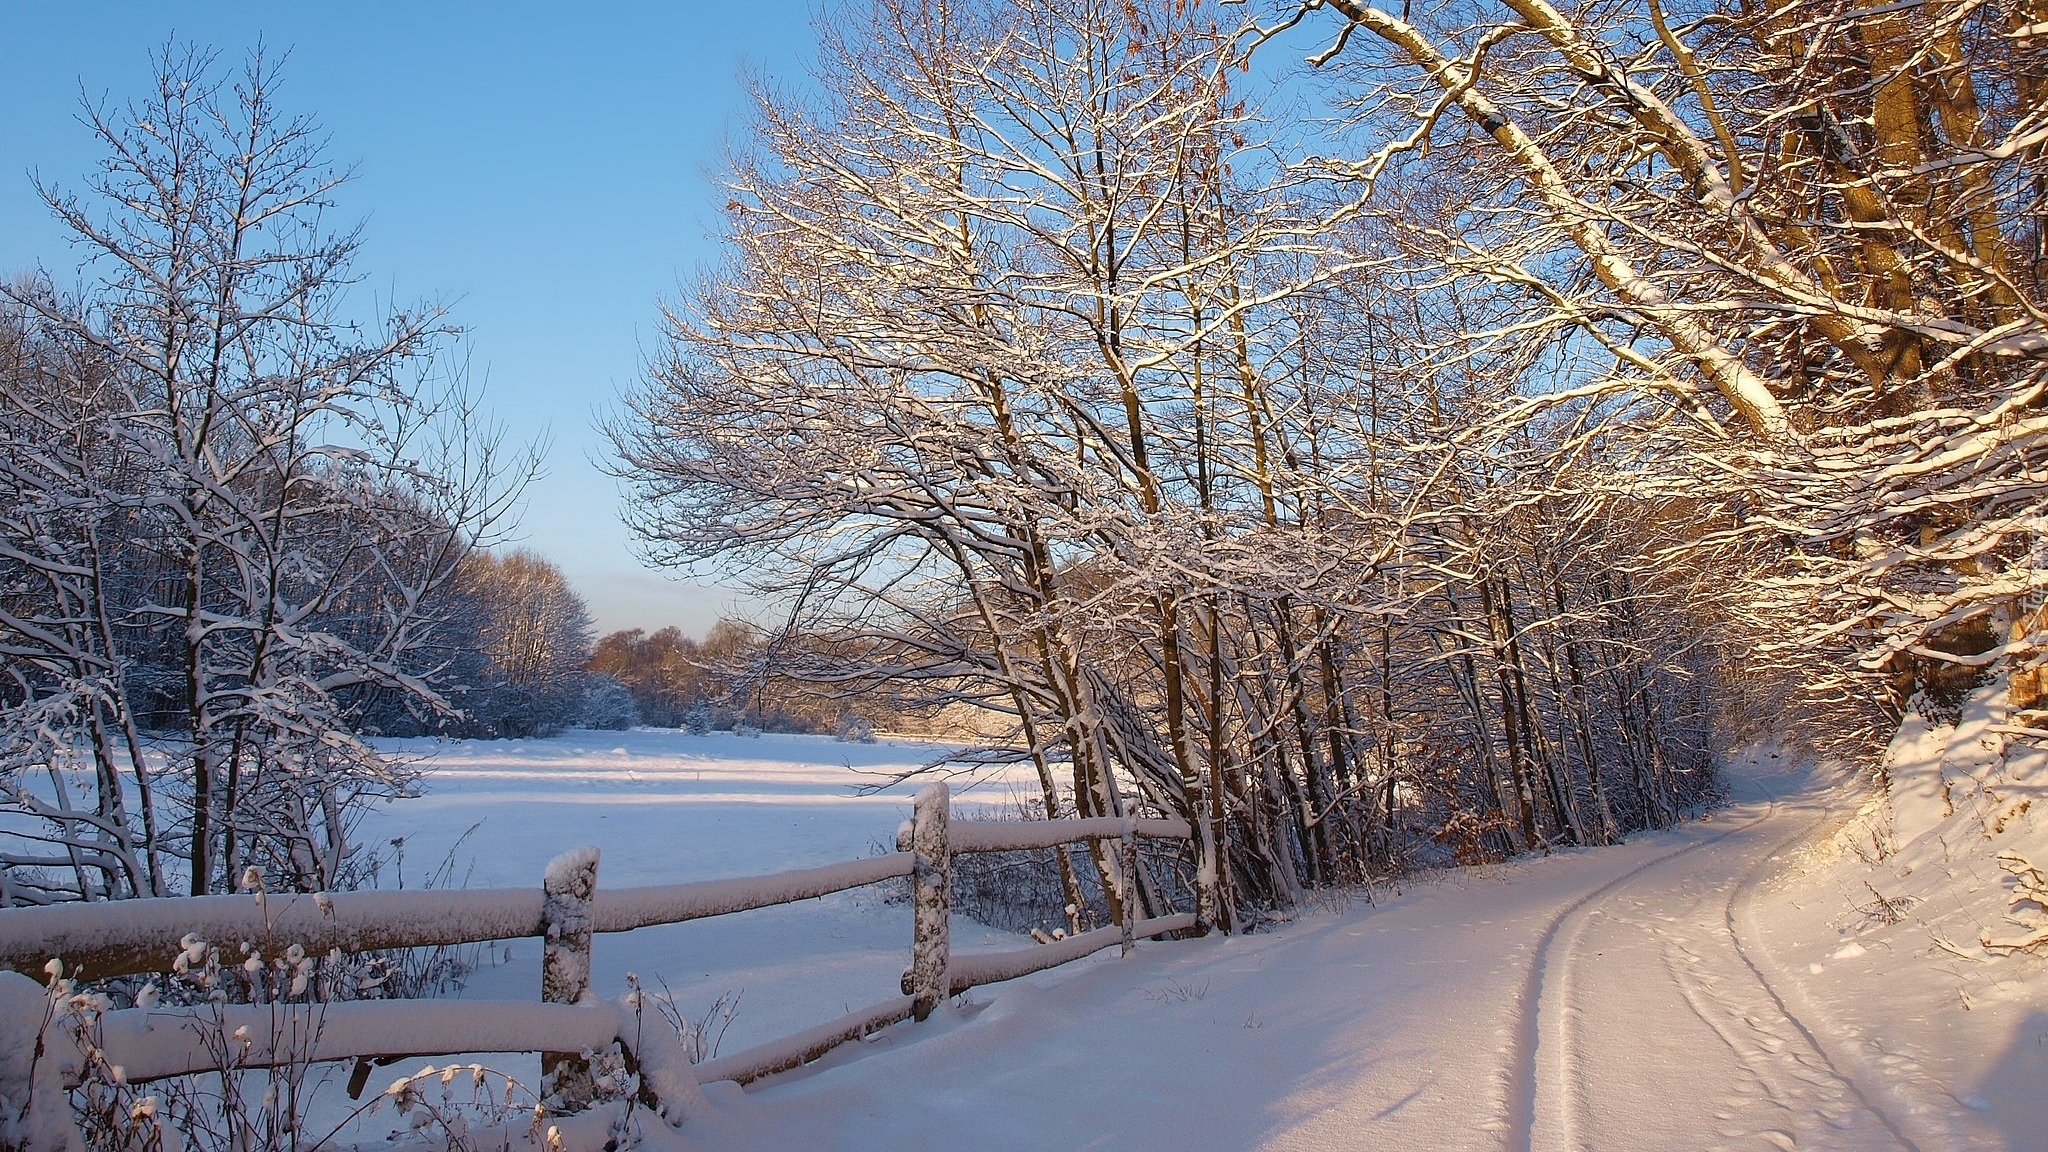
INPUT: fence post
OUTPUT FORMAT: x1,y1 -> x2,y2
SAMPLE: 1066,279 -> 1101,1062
905,782 -> 950,1021
541,846 -> 599,1110
1119,822 -> 1138,956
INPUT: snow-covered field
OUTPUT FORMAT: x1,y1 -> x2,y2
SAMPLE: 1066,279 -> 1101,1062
328,704 -> 2048,1150
359,728 -> 1038,1056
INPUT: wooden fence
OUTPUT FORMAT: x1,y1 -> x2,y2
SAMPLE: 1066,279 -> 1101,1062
0,782 -> 1198,1131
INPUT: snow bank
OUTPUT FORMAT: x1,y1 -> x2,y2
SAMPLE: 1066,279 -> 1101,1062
1810,683 -> 2048,958
0,971 -> 78,1152
1747,682 -> 2048,1146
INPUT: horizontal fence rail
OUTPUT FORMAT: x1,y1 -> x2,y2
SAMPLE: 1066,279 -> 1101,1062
0,857 -> 936,982
0,782 -> 1202,1136
590,852 -> 916,935
950,913 -> 1201,992
948,816 -> 1191,853
692,994 -> 919,1088
0,887 -> 549,982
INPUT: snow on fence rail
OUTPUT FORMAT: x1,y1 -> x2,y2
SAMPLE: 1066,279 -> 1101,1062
0,782 -> 1197,1131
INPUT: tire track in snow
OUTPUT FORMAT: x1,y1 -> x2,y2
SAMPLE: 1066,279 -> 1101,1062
1504,806 -> 1772,1152
1642,806 -> 1909,1149
1514,784 -> 1923,1152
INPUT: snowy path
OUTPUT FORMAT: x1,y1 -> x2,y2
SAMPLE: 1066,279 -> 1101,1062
1522,773 -> 1915,1152
670,755 -> 2030,1151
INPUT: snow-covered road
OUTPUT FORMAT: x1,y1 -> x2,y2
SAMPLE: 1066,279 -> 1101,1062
1523,771 -> 1915,1152
671,750 -> 2043,1151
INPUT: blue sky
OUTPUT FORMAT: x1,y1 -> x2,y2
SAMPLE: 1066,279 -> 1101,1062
0,3 -> 817,638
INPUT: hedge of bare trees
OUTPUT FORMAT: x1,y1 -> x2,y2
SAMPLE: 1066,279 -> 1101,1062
612,0 -> 2044,928
1301,0 -> 2048,737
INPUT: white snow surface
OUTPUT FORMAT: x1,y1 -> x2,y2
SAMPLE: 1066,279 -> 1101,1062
359,729 -> 1030,1056
309,713 -> 2046,1148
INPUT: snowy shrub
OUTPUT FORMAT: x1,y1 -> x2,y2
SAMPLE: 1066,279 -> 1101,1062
350,833 -> 489,1000
944,838 -> 1194,937
872,799 -> 1195,939
579,675 -> 639,731
15,873 -> 539,1152
50,977 -> 172,1152
949,844 -> 1095,936
835,713 -> 877,744
679,704 -> 719,735
41,942 -> 358,1152
346,1061 -> 552,1152
628,975 -> 740,1071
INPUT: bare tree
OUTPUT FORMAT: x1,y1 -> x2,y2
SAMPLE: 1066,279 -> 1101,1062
0,44 -> 530,900
449,550 -> 597,738
610,0 -> 1729,927
1277,0 -> 2047,728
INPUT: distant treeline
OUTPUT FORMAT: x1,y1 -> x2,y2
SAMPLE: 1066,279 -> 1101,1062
587,621 -> 902,737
